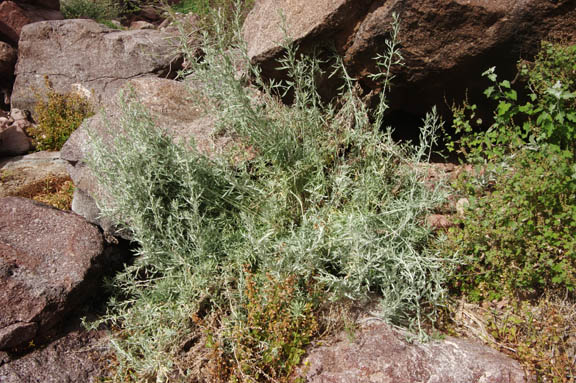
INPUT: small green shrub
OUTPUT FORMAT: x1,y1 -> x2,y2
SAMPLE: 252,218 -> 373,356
169,0 -> 254,55
172,0 -> 253,18
29,78 -> 94,151
172,0 -> 219,15
446,144 -> 576,300
444,42 -> 576,301
450,42 -> 576,161
61,0 -> 160,24
442,41 -> 576,383
61,0 -> 120,21
206,273 -> 320,382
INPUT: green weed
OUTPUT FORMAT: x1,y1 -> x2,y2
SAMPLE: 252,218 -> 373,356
449,42 -> 576,161
29,77 -> 94,151
445,144 -> 576,300
204,273 -> 320,382
443,41 -> 576,383
61,0 -> 121,22
444,42 -> 576,301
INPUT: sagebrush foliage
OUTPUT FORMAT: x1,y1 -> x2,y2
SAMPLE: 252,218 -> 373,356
86,9 -> 452,382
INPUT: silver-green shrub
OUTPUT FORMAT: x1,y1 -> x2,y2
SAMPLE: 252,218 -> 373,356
86,8 -> 454,381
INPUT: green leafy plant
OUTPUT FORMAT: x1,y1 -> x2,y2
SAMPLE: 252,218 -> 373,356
61,0 -> 121,22
171,0 -> 254,23
450,42 -> 576,161
444,42 -> 576,301
446,144 -> 576,301
61,0 -> 162,24
172,0 -> 224,15
442,41 -> 576,383
206,273 -> 320,382
29,77 -> 94,151
169,0 -> 254,59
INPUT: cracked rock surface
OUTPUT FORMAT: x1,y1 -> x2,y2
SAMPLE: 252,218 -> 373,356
11,19 -> 183,118
0,197 -> 105,350
297,321 -> 527,383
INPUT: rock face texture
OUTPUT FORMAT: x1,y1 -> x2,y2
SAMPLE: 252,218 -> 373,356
0,0 -> 62,109
243,0 -> 576,117
0,328 -> 109,383
61,77 -> 223,233
0,197 -> 105,350
0,0 -> 63,45
11,19 -> 183,116
244,0 -> 370,65
298,321 -> 527,383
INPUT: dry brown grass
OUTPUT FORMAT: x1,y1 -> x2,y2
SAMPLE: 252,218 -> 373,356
11,175 -> 75,210
443,295 -> 576,382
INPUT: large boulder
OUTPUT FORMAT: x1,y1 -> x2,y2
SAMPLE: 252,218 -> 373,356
244,0 -> 371,66
298,321 -> 527,383
0,197 -> 106,350
243,0 -> 576,119
0,124 -> 30,155
11,19 -> 183,117
61,77 -> 225,233
0,1 -> 63,45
